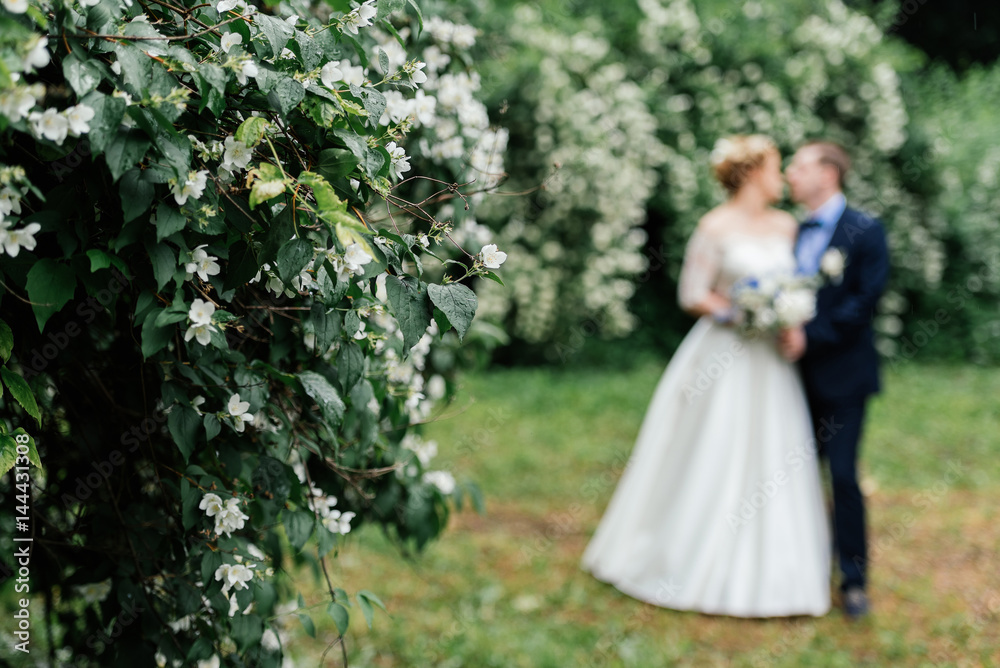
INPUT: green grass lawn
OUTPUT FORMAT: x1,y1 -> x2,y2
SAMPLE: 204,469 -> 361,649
285,359 -> 1000,667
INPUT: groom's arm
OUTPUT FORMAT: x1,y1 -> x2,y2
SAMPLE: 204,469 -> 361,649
804,221 -> 889,351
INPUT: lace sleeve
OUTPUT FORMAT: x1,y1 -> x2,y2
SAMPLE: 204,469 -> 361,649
677,228 -> 721,311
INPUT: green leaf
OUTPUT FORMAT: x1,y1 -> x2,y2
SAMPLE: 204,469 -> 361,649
154,205 -> 187,241
0,436 -> 16,477
297,613 -> 316,638
201,551 -> 224,587
146,242 -> 177,290
168,405 -> 200,463
80,92 -> 126,155
283,510 -> 315,551
26,260 -> 76,333
327,602 -> 350,636
0,370 -> 40,425
348,84 -> 387,129
104,129 -> 152,183
86,249 -> 113,272
196,63 -> 229,117
252,456 -> 291,505
256,13 -> 295,59
336,341 -> 364,393
293,29 -> 323,70
375,0 -> 406,23
230,614 -> 263,651
0,319 -> 13,363
63,54 -> 104,97
204,414 -> 221,442
267,76 -> 306,117
276,237 -> 313,285
181,477 -> 199,530
332,128 -> 386,178
357,592 -> 374,629
224,241 -> 261,292
482,270 -> 505,287
310,303 -> 341,354
317,148 -> 359,182
297,371 -> 346,425
141,308 -> 174,358
113,43 -> 152,96
235,117 -> 270,148
427,282 -> 478,341
120,168 -> 154,223
385,275 -> 431,351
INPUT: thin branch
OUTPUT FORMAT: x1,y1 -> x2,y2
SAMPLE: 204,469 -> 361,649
70,15 -> 248,42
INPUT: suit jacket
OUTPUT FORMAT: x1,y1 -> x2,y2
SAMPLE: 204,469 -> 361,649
797,205 -> 890,404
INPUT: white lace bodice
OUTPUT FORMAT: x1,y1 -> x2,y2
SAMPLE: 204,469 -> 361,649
678,230 -> 796,310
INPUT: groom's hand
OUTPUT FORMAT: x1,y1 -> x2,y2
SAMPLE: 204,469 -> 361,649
778,326 -> 807,361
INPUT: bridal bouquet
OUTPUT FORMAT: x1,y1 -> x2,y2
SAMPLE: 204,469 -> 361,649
730,273 -> 817,337
728,248 -> 846,337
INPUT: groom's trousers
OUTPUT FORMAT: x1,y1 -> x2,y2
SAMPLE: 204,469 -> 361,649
808,397 -> 868,591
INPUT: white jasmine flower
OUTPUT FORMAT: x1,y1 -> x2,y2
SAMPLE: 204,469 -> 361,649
64,104 -> 95,137
222,136 -> 252,171
188,298 -> 216,326
0,86 -> 38,122
214,562 -> 255,594
197,656 -> 220,668
216,0 -> 241,12
402,435 -> 437,466
0,188 -> 21,216
341,0 -> 376,35
236,59 -> 258,85
423,470 -> 456,494
479,244 -> 507,269
29,108 -> 69,144
184,322 -> 216,346
352,320 -> 367,340
321,509 -> 355,535
214,498 -> 249,536
320,61 -> 344,88
450,24 -> 477,48
422,45 -> 450,72
344,243 -> 373,273
410,90 -> 437,126
220,32 -> 242,53
110,59 -> 121,75
185,246 -> 221,282
227,392 -> 254,432
199,492 -> 225,517
172,170 -> 209,206
74,579 -> 112,603
385,141 -> 410,180
417,233 -> 430,249
261,628 -> 281,652
22,35 -> 50,71
0,221 -> 41,257
404,60 -> 427,85
3,0 -> 28,13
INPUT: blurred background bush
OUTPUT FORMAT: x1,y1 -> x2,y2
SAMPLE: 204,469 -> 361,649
430,0 -> 999,366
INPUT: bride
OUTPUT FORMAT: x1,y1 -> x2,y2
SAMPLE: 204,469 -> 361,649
582,135 -> 831,617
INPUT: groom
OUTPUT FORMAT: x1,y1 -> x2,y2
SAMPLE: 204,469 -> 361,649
780,140 -> 890,619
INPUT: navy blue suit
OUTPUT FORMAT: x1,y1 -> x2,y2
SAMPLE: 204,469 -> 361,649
796,205 -> 889,592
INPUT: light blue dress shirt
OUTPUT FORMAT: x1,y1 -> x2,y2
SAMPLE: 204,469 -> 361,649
795,192 -> 846,275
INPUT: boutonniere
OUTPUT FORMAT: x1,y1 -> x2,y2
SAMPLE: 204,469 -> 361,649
819,247 -> 846,284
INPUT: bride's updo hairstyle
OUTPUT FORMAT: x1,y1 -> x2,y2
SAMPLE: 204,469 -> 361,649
710,134 -> 777,195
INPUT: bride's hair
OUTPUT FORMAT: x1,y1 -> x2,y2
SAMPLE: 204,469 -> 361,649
709,135 -> 777,195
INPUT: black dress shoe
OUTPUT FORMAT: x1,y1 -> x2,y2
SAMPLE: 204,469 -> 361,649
842,586 -> 870,619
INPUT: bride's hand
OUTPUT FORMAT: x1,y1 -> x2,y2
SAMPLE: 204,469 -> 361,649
778,326 -> 807,361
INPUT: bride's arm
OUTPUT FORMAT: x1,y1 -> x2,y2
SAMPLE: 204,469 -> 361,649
677,226 -> 732,321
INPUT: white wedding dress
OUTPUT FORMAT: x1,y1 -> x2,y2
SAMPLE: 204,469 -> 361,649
582,228 -> 831,617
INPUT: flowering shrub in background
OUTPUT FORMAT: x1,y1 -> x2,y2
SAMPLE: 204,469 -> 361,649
465,0 -> 957,360
0,0 -> 504,664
